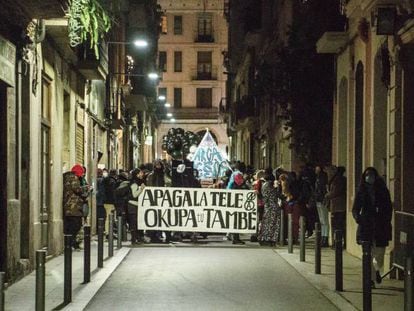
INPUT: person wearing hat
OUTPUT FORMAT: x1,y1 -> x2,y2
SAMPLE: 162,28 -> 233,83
62,164 -> 85,250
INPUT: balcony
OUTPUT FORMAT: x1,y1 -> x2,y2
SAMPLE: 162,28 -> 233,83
77,43 -> 109,80
194,31 -> 214,43
235,95 -> 255,122
15,0 -> 67,18
191,66 -> 218,80
125,94 -> 149,113
166,107 -> 219,120
317,32 -> 348,54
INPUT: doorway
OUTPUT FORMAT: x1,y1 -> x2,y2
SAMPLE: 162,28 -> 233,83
0,81 -> 7,272
373,50 -> 388,178
354,62 -> 364,189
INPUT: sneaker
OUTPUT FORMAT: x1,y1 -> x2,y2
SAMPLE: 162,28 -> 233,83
376,271 -> 382,284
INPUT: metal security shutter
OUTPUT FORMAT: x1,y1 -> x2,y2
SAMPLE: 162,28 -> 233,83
76,124 -> 84,164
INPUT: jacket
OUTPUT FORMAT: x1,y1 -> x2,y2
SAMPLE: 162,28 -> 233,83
63,172 -> 83,217
352,182 -> 393,246
326,175 -> 347,213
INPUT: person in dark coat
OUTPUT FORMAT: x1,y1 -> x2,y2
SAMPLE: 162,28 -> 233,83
352,167 -> 393,287
326,166 -> 347,247
103,169 -> 117,226
96,168 -> 106,231
128,168 -> 146,244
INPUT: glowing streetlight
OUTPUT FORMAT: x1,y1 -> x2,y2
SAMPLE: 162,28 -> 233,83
164,102 -> 171,108
170,118 -> 176,122
133,39 -> 148,48
147,72 -> 159,80
167,113 -> 173,117
158,95 -> 166,101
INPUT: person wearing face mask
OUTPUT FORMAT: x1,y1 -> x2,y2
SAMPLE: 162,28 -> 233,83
352,167 -> 393,288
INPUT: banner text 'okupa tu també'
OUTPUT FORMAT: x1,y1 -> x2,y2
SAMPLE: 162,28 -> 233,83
137,187 -> 257,233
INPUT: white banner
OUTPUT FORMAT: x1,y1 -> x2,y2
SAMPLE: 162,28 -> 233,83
137,187 -> 257,233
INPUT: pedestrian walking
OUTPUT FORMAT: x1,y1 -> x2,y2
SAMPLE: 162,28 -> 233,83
63,164 -> 84,250
326,166 -> 347,247
352,167 -> 393,288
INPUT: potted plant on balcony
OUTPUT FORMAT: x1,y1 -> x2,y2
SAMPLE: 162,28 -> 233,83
67,0 -> 113,59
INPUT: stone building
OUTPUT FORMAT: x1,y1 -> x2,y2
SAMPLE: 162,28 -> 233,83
0,0 -> 160,283
156,0 -> 229,157
225,0 -> 339,169
317,0 -> 414,269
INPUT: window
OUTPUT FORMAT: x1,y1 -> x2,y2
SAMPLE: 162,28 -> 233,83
197,51 -> 212,79
159,51 -> 167,72
197,12 -> 213,41
196,88 -> 212,108
174,51 -> 182,72
161,15 -> 168,34
174,88 -> 182,108
158,87 -> 167,101
174,16 -> 183,35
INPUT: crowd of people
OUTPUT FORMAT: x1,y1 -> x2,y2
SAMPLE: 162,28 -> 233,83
62,159 -> 392,288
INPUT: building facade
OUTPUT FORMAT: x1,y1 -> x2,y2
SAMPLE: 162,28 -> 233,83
317,0 -> 414,269
225,0 -> 339,170
0,0 -> 160,283
156,0 -> 229,157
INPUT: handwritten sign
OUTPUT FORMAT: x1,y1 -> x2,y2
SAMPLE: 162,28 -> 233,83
192,131 -> 230,179
137,187 -> 257,233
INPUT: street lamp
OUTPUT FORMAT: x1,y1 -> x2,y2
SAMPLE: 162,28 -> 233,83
108,39 -> 149,48
158,95 -> 166,101
133,39 -> 149,48
170,118 -> 176,122
148,72 -> 159,80
167,113 -> 173,117
164,102 -> 171,108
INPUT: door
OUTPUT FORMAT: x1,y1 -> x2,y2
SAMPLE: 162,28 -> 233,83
40,77 -> 52,250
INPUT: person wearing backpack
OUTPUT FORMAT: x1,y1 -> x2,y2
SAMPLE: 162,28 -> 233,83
114,171 -> 131,239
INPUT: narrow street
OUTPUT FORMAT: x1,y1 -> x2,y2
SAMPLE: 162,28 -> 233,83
86,246 -> 338,311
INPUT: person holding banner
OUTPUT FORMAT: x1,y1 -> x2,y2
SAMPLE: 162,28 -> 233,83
146,160 -> 168,243
127,168 -> 146,244
229,172 -> 248,245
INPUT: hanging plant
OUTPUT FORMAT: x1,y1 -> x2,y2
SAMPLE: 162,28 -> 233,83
67,0 -> 112,59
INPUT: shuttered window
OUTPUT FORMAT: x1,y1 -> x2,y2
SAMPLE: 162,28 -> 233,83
76,124 -> 84,164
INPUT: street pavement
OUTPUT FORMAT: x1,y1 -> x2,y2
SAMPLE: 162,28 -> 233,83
85,247 -> 338,311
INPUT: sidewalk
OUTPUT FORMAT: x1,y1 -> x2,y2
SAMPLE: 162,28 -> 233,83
4,240 -> 130,311
273,239 -> 404,311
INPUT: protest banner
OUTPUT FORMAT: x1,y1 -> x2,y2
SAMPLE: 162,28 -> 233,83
137,187 -> 257,233
192,130 -> 230,179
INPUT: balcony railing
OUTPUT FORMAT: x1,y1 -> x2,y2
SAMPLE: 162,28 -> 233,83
235,95 -> 255,122
194,30 -> 215,43
77,42 -> 108,80
165,107 -> 219,120
190,66 -> 218,80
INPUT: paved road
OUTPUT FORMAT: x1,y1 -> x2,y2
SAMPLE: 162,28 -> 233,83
86,247 -> 338,311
